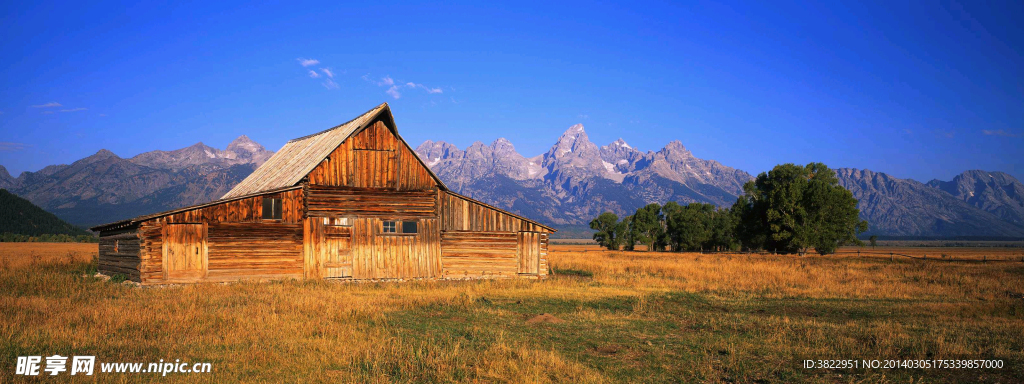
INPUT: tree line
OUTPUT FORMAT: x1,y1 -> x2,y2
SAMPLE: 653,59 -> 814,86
590,163 -> 868,255
0,189 -> 94,237
0,233 -> 99,243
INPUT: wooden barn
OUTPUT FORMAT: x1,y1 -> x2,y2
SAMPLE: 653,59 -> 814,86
90,103 -> 554,285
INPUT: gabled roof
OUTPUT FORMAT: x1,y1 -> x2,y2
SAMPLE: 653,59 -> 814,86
223,102 -> 447,198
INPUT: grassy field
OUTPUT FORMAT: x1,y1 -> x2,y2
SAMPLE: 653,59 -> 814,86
2,243 -> 1023,382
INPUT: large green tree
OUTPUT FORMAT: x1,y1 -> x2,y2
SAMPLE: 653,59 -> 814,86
663,202 -> 738,252
665,202 -> 712,251
629,203 -> 665,251
731,195 -> 766,251
621,215 -> 637,251
707,207 -> 738,251
589,212 -> 624,250
733,163 -> 867,255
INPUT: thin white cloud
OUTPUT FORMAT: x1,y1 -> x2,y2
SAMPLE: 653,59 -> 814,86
0,142 -> 30,151
363,74 -> 444,99
60,107 -> 87,113
297,59 -> 341,89
31,102 -> 62,108
99,114 -> 107,117
297,58 -> 319,67
578,114 -> 589,119
41,111 -> 55,114
386,85 -> 401,99
982,129 -> 1022,138
934,129 -> 954,138
406,82 -> 442,94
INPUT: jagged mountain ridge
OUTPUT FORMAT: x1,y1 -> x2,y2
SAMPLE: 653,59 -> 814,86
836,168 -> 1024,237
3,136 -> 270,227
0,166 -> 14,189
416,124 -> 754,225
927,170 -> 1024,226
129,135 -> 273,170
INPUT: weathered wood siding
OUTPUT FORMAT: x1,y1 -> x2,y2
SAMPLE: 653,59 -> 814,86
306,216 -> 440,280
350,218 -> 441,279
206,222 -> 303,281
438,191 -> 551,277
439,191 -> 550,233
304,217 -> 355,279
441,231 -> 519,278
307,120 -> 436,191
517,231 -> 540,275
162,223 -> 207,282
516,232 -> 549,277
538,232 -> 549,277
306,185 -> 437,218
98,227 -> 142,282
137,189 -> 305,284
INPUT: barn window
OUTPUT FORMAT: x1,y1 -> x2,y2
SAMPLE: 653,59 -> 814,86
382,220 -> 417,234
401,221 -> 418,234
262,196 -> 283,220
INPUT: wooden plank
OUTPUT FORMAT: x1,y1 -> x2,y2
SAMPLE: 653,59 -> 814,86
440,230 -> 518,277
161,223 -> 206,281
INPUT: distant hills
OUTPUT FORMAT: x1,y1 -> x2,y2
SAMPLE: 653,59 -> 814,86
836,169 -> 1024,237
0,189 -> 91,237
1,126 -> 1023,238
926,170 -> 1024,227
0,136 -> 272,227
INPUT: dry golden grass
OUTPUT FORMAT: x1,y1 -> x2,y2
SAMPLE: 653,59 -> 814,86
0,242 -> 96,269
1,243 -> 1023,383
842,246 -> 1024,261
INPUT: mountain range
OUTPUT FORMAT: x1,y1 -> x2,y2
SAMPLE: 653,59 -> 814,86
0,136 -> 272,227
2,126 -> 1023,238
415,124 -> 750,225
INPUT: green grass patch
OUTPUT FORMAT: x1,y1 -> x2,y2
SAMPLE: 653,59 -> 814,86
552,267 -> 594,278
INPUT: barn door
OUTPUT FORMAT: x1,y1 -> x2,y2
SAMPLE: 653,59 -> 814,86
163,223 -> 207,281
517,231 -> 541,275
323,224 -> 352,278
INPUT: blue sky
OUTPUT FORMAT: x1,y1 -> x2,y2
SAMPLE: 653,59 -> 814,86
1,1 -> 1022,182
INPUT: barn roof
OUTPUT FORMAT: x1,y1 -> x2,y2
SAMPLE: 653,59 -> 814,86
223,102 -> 447,198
